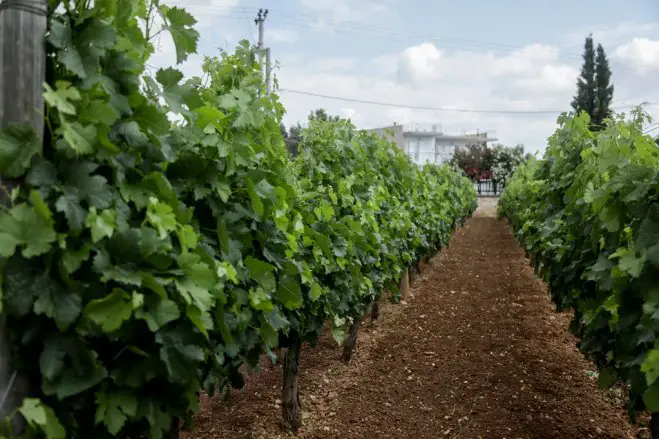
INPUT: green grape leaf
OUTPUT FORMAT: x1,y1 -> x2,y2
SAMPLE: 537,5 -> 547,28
244,256 -> 276,291
146,198 -> 177,239
0,201 -> 55,258
137,398 -> 172,439
156,328 -> 205,383
95,389 -> 138,435
618,250 -> 645,278
260,319 -> 278,348
265,309 -> 289,331
245,177 -> 264,218
160,6 -> 199,64
62,243 -> 92,274
33,281 -> 82,331
249,288 -> 273,312
0,124 -> 42,178
84,288 -> 133,332
26,160 -> 57,187
43,81 -> 81,115
275,275 -> 303,310
48,19 -> 86,78
310,282 -> 323,301
61,121 -> 97,155
19,398 -> 66,439
185,305 -> 213,337
55,194 -> 87,230
40,337 -> 108,399
86,208 -> 117,243
86,99 -> 120,126
195,105 -> 225,129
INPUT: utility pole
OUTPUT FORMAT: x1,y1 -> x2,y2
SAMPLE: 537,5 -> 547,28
0,0 -> 48,433
254,8 -> 271,94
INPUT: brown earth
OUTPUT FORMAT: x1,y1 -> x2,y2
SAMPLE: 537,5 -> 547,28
182,203 -> 641,439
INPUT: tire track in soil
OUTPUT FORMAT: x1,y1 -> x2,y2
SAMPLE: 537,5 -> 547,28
183,216 -> 637,439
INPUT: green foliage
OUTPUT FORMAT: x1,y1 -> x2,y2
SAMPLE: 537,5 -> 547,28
571,35 -> 597,119
571,34 -> 614,131
0,1 -> 476,437
293,119 -> 476,340
594,43 -> 614,129
0,0 -> 207,437
489,144 -> 527,183
450,143 -> 492,181
498,108 -> 659,420
451,143 -> 527,184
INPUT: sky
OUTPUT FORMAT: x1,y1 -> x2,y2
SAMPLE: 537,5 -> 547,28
150,0 -> 659,155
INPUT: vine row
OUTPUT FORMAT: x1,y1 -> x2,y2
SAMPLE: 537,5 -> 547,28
499,110 -> 659,431
0,1 -> 476,437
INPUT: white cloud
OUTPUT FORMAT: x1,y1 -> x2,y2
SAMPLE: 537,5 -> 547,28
397,43 -> 442,87
614,37 -> 659,73
277,39 -> 659,155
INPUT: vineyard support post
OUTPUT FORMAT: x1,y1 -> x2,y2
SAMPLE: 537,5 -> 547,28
0,0 -> 48,432
282,332 -> 302,432
651,413 -> 659,439
399,269 -> 410,298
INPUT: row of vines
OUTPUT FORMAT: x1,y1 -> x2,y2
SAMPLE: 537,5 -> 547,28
498,110 -> 659,432
0,1 -> 477,438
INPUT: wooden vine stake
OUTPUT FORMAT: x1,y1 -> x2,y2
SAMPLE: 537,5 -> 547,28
282,332 -> 302,432
399,268 -> 410,298
0,0 -> 48,433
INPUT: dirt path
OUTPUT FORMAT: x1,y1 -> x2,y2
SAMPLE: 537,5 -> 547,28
184,208 -> 638,439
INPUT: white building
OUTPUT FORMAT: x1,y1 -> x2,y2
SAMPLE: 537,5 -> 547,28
368,123 -> 498,167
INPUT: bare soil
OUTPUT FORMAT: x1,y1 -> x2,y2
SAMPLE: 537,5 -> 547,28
183,207 -> 639,439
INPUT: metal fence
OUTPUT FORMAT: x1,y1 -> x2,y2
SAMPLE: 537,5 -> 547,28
474,179 -> 504,196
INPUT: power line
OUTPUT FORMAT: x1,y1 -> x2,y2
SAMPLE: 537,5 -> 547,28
643,123 -> 659,134
278,88 -> 657,115
166,4 -> 658,70
271,16 -> 659,71
273,13 -> 584,60
164,3 -> 572,56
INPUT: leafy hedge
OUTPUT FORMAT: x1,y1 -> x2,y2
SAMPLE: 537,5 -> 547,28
0,1 -> 476,437
498,109 -> 659,423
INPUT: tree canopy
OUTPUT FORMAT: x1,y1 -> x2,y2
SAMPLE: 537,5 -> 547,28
571,34 -> 614,130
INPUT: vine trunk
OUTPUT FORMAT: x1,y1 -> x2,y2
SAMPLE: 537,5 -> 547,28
341,318 -> 362,364
282,332 -> 302,432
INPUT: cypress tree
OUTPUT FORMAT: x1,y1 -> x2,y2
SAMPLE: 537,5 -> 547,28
593,43 -> 614,130
571,35 -> 597,119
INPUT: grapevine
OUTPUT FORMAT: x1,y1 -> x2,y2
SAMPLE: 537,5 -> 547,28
0,1 -> 477,437
499,109 -> 659,432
